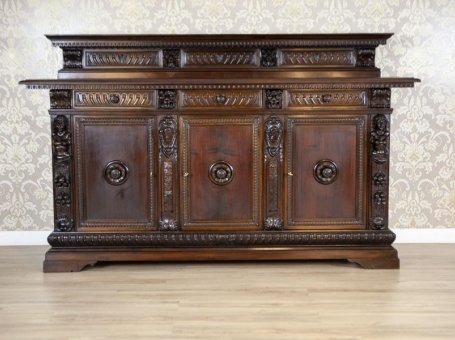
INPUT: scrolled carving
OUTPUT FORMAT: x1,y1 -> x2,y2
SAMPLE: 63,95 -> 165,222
163,49 -> 180,68
261,48 -> 277,67
50,90 -> 72,109
209,161 -> 234,186
263,217 -> 283,231
265,116 -> 283,158
265,89 -> 283,109
313,160 -> 338,185
159,218 -> 180,231
281,49 -> 356,66
104,160 -> 129,186
63,49 -> 82,68
159,116 -> 177,159
158,89 -> 177,109
356,48 -> 375,67
85,50 -> 160,67
371,88 -> 391,108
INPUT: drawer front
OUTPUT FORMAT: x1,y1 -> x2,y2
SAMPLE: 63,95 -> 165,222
286,90 -> 368,109
75,116 -> 155,230
181,116 -> 261,229
179,90 -> 262,110
74,91 -> 155,108
286,116 -> 366,229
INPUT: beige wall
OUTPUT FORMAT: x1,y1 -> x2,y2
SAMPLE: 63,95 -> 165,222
0,0 -> 454,231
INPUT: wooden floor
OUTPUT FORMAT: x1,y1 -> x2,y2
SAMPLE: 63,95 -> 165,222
0,245 -> 454,339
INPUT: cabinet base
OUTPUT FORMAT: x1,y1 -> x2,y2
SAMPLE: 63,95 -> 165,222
43,246 -> 399,272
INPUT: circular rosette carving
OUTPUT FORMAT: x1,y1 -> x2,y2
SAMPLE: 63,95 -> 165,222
313,160 -> 338,185
209,160 -> 234,186
104,160 -> 129,186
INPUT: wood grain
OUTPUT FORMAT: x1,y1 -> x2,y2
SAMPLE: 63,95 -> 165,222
0,244 -> 454,339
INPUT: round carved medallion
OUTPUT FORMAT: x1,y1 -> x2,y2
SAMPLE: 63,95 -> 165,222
104,160 -> 129,186
313,159 -> 338,185
209,160 -> 234,186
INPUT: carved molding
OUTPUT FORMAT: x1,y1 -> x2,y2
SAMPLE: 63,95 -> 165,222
261,48 -> 277,67
63,49 -> 83,68
265,89 -> 283,109
280,49 -> 356,66
371,88 -> 391,108
287,90 -> 367,107
52,115 -> 73,232
369,113 -> 390,230
50,90 -> 72,109
163,49 -> 180,68
180,90 -> 261,108
158,89 -> 177,109
47,230 -> 397,247
74,91 -> 154,107
84,50 -> 160,67
356,49 -> 375,67
183,50 -> 259,67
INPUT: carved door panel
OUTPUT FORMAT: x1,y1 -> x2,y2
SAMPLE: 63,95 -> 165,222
286,115 -> 366,229
74,116 -> 155,231
180,116 -> 261,230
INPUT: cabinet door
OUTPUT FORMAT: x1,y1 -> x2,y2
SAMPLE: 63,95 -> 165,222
181,116 -> 261,230
286,116 -> 366,229
74,116 -> 155,231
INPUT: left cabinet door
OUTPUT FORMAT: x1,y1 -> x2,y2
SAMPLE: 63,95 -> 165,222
74,116 -> 156,231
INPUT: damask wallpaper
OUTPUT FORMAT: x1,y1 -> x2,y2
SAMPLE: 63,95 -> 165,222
0,0 -> 454,231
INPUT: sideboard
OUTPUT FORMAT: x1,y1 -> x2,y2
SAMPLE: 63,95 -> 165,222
20,34 -> 419,272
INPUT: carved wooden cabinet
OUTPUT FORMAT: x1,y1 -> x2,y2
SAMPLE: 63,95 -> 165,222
20,34 -> 418,272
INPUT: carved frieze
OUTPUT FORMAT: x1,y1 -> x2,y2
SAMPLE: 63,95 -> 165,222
74,91 -> 154,107
84,49 -> 160,67
51,115 -> 73,232
265,89 -> 283,109
50,90 -> 72,109
180,90 -> 261,108
280,49 -> 356,66
183,50 -> 259,67
369,113 -> 390,230
287,90 -> 367,107
158,89 -> 177,109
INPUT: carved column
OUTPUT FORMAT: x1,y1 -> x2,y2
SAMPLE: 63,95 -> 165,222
51,115 -> 74,232
369,88 -> 391,230
263,116 -> 284,230
158,115 -> 180,231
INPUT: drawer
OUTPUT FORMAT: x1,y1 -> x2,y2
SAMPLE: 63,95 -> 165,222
286,90 -> 368,109
179,90 -> 262,110
74,91 -> 155,108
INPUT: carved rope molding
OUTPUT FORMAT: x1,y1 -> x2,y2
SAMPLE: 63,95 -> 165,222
158,115 -> 180,231
51,115 -> 74,232
181,90 -> 261,108
184,50 -> 260,67
263,116 -> 284,231
85,50 -> 160,67
280,49 -> 356,66
47,231 -> 396,247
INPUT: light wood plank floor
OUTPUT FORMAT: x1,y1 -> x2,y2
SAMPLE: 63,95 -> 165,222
0,245 -> 454,340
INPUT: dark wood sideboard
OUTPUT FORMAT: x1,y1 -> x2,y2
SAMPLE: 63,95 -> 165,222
20,34 -> 419,272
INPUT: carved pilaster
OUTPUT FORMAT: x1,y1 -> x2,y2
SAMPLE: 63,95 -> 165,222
51,115 -> 73,232
371,88 -> 391,108
63,49 -> 83,68
261,48 -> 278,67
265,89 -> 283,109
163,49 -> 180,68
356,48 -> 375,68
369,113 -> 390,230
263,116 -> 284,231
50,90 -> 72,109
158,115 -> 180,231
158,89 -> 177,109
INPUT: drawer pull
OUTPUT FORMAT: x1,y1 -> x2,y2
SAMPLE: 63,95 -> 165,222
216,94 -> 227,104
108,93 -> 120,104
209,161 -> 233,185
322,94 -> 332,103
314,160 -> 338,185
104,160 -> 129,185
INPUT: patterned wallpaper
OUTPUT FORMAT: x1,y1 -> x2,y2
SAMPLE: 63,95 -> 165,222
0,0 -> 454,231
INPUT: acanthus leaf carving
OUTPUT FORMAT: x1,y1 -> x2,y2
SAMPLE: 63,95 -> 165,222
261,48 -> 277,67
163,49 -> 180,68
50,90 -> 72,109
356,48 -> 375,67
265,89 -> 283,109
158,89 -> 177,109
371,88 -> 391,108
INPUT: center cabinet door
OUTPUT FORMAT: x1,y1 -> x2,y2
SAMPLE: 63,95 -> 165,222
180,116 -> 261,230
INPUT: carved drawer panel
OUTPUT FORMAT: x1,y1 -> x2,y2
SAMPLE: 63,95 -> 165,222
179,90 -> 262,110
74,91 -> 155,108
181,116 -> 261,229
286,90 -> 367,109
279,48 -> 356,67
84,49 -> 161,68
286,116 -> 366,229
182,49 -> 260,67
75,117 -> 155,230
